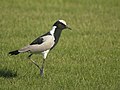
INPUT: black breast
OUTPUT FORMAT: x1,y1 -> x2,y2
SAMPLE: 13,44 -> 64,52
50,28 -> 62,50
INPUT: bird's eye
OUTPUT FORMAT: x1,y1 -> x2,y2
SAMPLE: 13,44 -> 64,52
58,24 -> 62,28
58,23 -> 65,29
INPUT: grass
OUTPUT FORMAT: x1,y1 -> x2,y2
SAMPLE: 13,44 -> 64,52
0,0 -> 120,90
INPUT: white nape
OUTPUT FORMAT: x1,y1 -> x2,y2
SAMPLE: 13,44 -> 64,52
50,26 -> 57,36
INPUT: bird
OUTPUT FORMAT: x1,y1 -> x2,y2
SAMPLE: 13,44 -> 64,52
8,20 -> 71,76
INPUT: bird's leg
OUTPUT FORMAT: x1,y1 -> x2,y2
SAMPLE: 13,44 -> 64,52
28,54 -> 40,69
40,59 -> 45,76
28,54 -> 32,59
30,59 -> 40,69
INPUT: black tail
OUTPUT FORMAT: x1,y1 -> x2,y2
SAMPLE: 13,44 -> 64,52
9,50 -> 20,55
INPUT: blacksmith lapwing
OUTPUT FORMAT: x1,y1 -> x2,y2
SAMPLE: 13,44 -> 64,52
9,20 -> 71,76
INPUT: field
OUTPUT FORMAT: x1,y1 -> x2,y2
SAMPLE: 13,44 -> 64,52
0,0 -> 120,90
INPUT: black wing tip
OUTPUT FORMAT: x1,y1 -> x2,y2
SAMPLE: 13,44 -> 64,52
30,37 -> 44,45
8,50 -> 20,55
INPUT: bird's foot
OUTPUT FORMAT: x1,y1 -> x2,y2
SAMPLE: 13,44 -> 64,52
40,68 -> 44,76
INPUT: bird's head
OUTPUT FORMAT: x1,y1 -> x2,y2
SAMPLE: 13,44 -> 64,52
53,20 -> 71,30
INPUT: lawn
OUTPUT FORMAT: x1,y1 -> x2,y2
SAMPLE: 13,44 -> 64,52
0,0 -> 120,90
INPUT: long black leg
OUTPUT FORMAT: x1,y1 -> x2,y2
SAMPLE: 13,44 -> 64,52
28,54 -> 40,69
28,54 -> 33,58
28,54 -> 45,76
30,59 -> 40,69
40,59 -> 45,76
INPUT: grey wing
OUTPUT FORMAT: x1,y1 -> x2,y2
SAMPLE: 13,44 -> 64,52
18,35 -> 55,53
30,37 -> 44,45
18,37 -> 44,53
30,31 -> 51,45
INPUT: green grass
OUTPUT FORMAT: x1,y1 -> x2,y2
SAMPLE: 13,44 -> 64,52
0,0 -> 120,90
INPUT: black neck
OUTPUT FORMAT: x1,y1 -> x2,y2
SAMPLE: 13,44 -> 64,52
54,28 -> 62,44
50,27 -> 63,50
